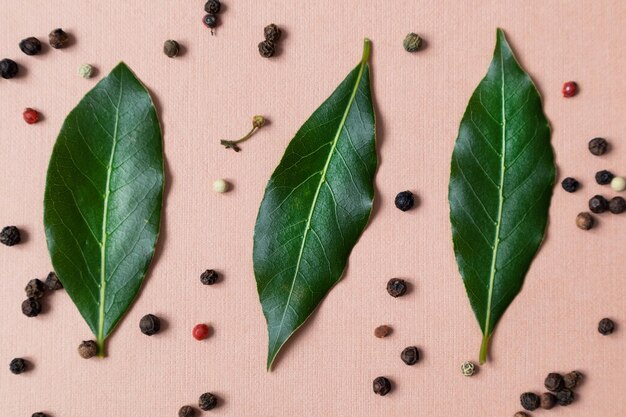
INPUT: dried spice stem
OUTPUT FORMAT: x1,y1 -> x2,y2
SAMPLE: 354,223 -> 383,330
220,116 -> 266,152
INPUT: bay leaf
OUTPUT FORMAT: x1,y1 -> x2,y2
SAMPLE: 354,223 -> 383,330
253,39 -> 377,370
449,29 -> 555,363
44,62 -> 163,356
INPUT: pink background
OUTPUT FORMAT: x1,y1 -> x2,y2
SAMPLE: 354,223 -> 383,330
1,0 -> 624,416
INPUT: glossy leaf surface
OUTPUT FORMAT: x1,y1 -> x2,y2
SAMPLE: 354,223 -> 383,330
449,29 -> 554,363
44,62 -> 163,356
254,40 -> 377,370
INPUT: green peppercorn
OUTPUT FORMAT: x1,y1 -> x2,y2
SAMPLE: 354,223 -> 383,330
400,346 -> 420,365
264,24 -> 282,42
48,28 -> 69,49
258,40 -> 276,58
25,279 -> 46,299
598,317 -> 615,335
403,32 -> 423,52
9,358 -> 27,374
19,37 -> 42,56
45,272 -> 63,291
139,314 -> 161,336
163,40 -> 180,58
520,392 -> 540,411
609,197 -> 626,214
22,298 -> 42,317
178,405 -> 196,417
386,278 -> 408,297
198,392 -> 218,411
589,195 -> 608,213
0,59 -> 19,79
204,0 -> 221,14
372,376 -> 391,396
78,63 -> 94,79
200,269 -> 219,285
78,340 -> 98,359
556,388 -> 574,406
563,370 -> 583,389
540,392 -> 556,409
544,372 -> 564,392
576,212 -> 594,230
588,137 -> 608,156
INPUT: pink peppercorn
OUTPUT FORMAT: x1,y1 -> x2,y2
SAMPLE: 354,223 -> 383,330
562,81 -> 578,98
23,108 -> 39,124
192,323 -> 210,340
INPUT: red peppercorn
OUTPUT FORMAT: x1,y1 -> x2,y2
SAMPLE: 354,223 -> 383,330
23,108 -> 39,124
562,81 -> 578,98
192,323 -> 210,340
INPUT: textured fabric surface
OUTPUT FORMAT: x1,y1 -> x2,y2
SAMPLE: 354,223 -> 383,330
0,1 -> 624,416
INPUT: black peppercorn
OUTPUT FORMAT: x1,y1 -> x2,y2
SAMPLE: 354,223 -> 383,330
544,372 -> 564,392
45,272 -> 63,291
513,413 -> 529,417
0,225 -> 21,246
78,340 -> 98,359
575,212 -> 594,230
22,298 -> 42,317
394,190 -> 415,211
19,37 -> 42,56
32,413 -> 48,417
563,371 -> 583,389
198,392 -> 218,411
0,59 -> 19,79
609,197 -> 626,214
204,0 -> 221,14
49,28 -> 69,49
386,278 -> 408,297
556,388 -> 574,406
598,317 -> 615,335
540,392 -> 556,409
561,177 -> 580,193
264,24 -> 282,42
179,405 -> 196,417
200,269 -> 219,285
588,137 -> 608,156
373,376 -> 391,396
9,358 -> 27,374
163,40 -> 180,58
139,314 -> 161,336
203,14 -> 218,29
595,170 -> 614,185
258,40 -> 276,58
25,279 -> 46,299
400,346 -> 420,365
589,195 -> 608,213
520,392 -> 540,411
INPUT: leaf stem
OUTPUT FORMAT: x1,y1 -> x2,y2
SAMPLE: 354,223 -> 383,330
97,338 -> 106,358
479,334 -> 490,364
361,38 -> 372,63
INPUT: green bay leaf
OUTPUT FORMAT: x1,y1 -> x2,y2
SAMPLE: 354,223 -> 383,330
44,62 -> 163,356
449,29 -> 555,363
254,40 -> 377,370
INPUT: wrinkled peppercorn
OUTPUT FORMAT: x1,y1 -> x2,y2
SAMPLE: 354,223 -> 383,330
589,195 -> 608,213
400,346 -> 419,365
200,269 -> 219,285
32,413 -> 48,417
78,63 -> 94,79
609,197 -> 626,214
163,40 -> 180,57
25,279 -> 46,299
386,278 -> 408,297
563,371 -> 583,389
198,392 -> 218,410
598,318 -> 615,335
78,340 -> 97,359
203,14 -> 218,29
45,272 -> 63,290
588,137 -> 608,156
561,177 -> 580,193
403,32 -> 423,52
22,298 -> 42,317
10,358 -> 27,374
19,37 -> 42,56
556,388 -> 574,406
575,212 -> 594,230
544,372 -> 564,392
461,361 -> 476,376
373,376 -> 391,396
179,405 -> 196,417
374,325 -> 392,338
520,392 -> 540,411
0,59 -> 18,79
513,413 -> 529,417
264,24 -> 282,42
258,40 -> 276,58
0,226 -> 20,246
595,170 -> 614,185
48,28 -> 69,49
139,314 -> 161,336
540,392 -> 556,409
204,0 -> 221,14
394,190 -> 415,211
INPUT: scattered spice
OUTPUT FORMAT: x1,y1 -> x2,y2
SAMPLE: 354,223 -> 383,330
595,170 -> 614,185
598,317 -> 615,335
22,298 -> 42,317
45,272 -> 63,291
204,0 -> 221,14
9,358 -> 27,374
163,40 -> 180,57
562,81 -> 578,98
212,179 -> 229,193
258,40 -> 276,58
400,346 -> 419,365
372,376 -> 391,396
374,325 -> 392,338
609,196 -> 626,214
200,269 -> 219,285
544,372 -> 564,392
394,191 -> 415,211
78,63 -> 94,79
203,14 -> 218,29
575,212 -> 594,230
32,413 -> 48,417
198,392 -> 218,411
193,323 -> 210,340
588,137 -> 608,156
611,176 -> 626,192
23,108 -> 40,124
561,177 -> 579,193
403,33 -> 423,52
461,361 -> 476,377
220,115 -> 266,151
520,392 -> 540,411
264,24 -> 282,42
139,314 -> 161,336
0,59 -> 19,79
588,195 -> 608,213
556,388 -> 574,406
513,413 -> 529,417
25,279 -> 46,299
563,371 -> 583,389
178,405 -> 196,417
48,28 -> 69,49
19,37 -> 42,56
540,392 -> 556,409
386,278 -> 408,297
78,340 -> 98,359
0,226 -> 21,246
